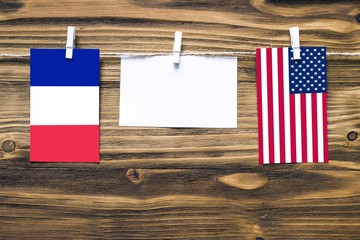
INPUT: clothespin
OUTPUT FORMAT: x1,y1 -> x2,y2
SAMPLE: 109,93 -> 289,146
66,26 -> 76,59
173,31 -> 182,64
290,27 -> 301,60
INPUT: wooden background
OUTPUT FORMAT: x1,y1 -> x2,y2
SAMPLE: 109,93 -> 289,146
0,0 -> 359,239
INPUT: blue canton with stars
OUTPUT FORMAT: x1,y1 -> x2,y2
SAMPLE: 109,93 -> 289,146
289,47 -> 327,94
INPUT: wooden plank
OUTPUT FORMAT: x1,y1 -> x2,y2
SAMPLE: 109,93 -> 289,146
0,0 -> 358,54
0,165 -> 359,239
0,0 -> 359,239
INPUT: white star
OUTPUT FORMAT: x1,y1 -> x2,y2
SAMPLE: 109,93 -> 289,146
319,83 -> 322,86
300,88 -> 303,91
310,53 -> 313,56
321,48 -> 325,51
295,77 -> 298,80
311,84 -> 314,87
322,64 -> 325,67
322,87 -> 326,91
291,88 -> 295,92
291,65 -> 294,68
299,73 -> 302,76
322,56 -> 325,59
306,65 -> 310,68
318,60 -> 321,63
306,72 -> 310,75
318,68 -> 321,71
314,64 -> 318,67
310,68 -> 314,71
306,49 -> 310,52
303,84 -> 306,87
314,72 -> 318,75
291,73 -> 295,76
322,80 -> 325,82
299,65 -> 302,68
310,60 -> 314,64
291,57 -> 294,60
303,76 -> 306,79
299,80 -> 302,83
318,76 -> 321,79
302,53 -> 306,56
315,87 -> 318,90
307,80 -> 310,83
295,84 -> 298,87
322,72 -> 325,75
295,69 -> 298,72
302,61 -> 306,64
315,80 -> 318,83
314,56 -> 317,60
314,49 -> 317,52
318,52 -> 321,56
306,57 -> 309,60
311,76 -> 314,79
307,88 -> 310,91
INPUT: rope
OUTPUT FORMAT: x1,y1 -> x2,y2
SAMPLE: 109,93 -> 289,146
0,51 -> 359,58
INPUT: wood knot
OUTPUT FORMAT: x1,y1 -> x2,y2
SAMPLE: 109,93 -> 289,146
125,169 -> 144,184
356,13 -> 360,23
218,173 -> 268,190
2,140 -> 16,153
256,237 -> 265,240
347,131 -> 358,141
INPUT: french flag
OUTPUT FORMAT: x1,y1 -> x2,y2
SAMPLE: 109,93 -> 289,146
30,49 -> 100,163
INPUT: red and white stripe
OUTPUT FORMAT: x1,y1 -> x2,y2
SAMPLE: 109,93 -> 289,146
256,47 -> 328,164
30,86 -> 99,163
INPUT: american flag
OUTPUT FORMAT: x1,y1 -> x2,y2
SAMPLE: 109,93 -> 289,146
256,47 -> 328,164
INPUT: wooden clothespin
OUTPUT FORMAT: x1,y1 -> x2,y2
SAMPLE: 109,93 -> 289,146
173,31 -> 182,64
290,27 -> 301,60
66,26 -> 76,59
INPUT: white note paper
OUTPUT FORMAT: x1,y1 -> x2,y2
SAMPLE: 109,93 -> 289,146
119,56 -> 237,128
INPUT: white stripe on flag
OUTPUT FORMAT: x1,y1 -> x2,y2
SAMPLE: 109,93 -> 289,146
261,48 -> 269,164
317,92 -> 324,163
306,93 -> 313,162
295,94 -> 302,163
272,48 -> 280,164
31,86 -> 99,125
283,48 -> 291,163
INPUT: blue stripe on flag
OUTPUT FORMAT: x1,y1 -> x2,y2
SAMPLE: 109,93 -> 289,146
30,49 -> 100,86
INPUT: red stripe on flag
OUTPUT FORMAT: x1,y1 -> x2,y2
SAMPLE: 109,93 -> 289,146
30,125 -> 99,163
312,93 -> 319,163
266,48 -> 275,164
290,94 -> 296,163
323,94 -> 328,162
256,49 -> 264,164
277,48 -> 286,164
301,94 -> 307,163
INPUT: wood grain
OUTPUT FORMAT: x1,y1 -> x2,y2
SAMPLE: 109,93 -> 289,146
0,0 -> 359,239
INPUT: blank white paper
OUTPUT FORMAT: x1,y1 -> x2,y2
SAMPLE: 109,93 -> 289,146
119,55 -> 237,128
